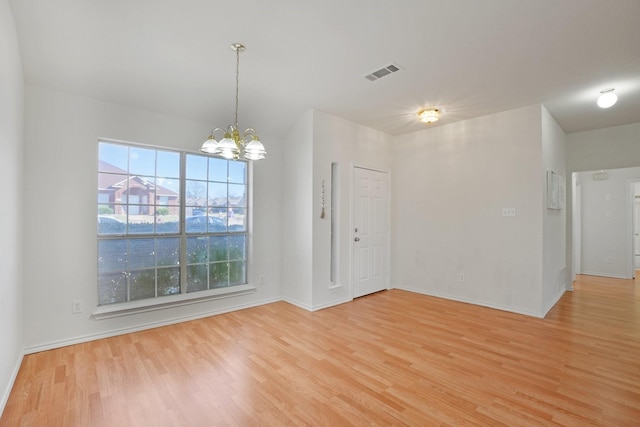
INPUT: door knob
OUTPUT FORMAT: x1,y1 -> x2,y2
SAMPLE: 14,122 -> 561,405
354,237 -> 360,242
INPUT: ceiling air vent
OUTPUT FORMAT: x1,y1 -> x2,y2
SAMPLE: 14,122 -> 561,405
364,63 -> 401,81
592,171 -> 609,181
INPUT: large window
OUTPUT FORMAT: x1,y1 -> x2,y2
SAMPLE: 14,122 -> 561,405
97,140 -> 248,306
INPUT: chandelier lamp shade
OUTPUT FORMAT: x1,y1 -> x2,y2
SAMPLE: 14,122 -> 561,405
200,43 -> 266,161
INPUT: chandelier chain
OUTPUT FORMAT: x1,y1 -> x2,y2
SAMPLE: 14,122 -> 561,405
235,47 -> 240,129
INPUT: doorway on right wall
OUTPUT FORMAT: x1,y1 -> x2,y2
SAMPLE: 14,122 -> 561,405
573,167 -> 640,280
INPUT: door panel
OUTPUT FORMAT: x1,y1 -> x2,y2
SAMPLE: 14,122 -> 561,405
353,167 -> 389,298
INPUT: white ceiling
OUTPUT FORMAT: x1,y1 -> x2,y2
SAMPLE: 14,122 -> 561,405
9,0 -> 640,138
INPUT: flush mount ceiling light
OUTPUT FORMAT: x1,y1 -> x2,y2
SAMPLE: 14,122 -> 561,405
201,43 -> 266,161
597,88 -> 617,109
418,108 -> 440,124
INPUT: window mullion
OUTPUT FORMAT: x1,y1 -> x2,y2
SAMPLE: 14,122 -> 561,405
228,180 -> 234,288
179,152 -> 187,294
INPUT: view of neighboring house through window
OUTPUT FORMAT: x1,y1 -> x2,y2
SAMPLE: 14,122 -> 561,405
97,140 -> 248,305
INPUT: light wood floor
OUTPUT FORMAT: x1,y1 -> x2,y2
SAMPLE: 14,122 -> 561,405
2,275 -> 640,426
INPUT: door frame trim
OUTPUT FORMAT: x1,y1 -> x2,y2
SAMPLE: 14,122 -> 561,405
627,179 -> 640,279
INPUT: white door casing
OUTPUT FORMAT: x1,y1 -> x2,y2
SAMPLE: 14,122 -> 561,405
634,196 -> 640,270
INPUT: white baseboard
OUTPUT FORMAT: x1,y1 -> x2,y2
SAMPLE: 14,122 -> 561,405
579,271 -> 630,280
542,288 -> 565,317
1,350 -> 24,417
310,297 -> 352,311
280,297 -> 312,311
24,294 -> 353,355
24,297 -> 280,354
394,286 -> 545,318
280,296 -> 353,312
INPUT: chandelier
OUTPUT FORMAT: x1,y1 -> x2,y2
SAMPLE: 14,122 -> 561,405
201,43 -> 266,161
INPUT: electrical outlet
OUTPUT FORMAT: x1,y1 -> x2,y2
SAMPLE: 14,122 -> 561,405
259,275 -> 264,286
501,208 -> 516,217
605,257 -> 612,263
72,299 -> 83,314
459,273 -> 465,282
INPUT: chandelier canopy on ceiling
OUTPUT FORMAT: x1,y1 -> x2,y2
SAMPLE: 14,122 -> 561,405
418,108 -> 440,124
200,43 -> 266,161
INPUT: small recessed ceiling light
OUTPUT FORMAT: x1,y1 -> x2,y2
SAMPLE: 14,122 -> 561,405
418,108 -> 440,123
597,88 -> 617,108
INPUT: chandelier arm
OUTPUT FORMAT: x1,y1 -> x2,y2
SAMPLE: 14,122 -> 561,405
242,128 -> 257,142
211,127 -> 228,139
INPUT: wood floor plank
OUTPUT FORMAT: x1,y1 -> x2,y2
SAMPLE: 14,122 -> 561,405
2,274 -> 640,426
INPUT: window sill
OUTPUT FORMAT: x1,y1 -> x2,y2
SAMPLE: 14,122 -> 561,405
92,284 -> 257,320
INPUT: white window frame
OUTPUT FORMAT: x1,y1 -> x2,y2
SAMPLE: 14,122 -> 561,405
94,138 -> 255,319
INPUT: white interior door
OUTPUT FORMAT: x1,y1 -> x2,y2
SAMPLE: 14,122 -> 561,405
353,167 -> 389,298
572,176 -> 581,280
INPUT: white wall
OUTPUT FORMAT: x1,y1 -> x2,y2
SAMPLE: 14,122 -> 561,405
566,123 -> 640,281
576,167 -> 640,279
22,85 -> 283,351
0,0 -> 24,413
281,110 -> 393,310
541,105 -> 567,312
392,104 -> 545,317
311,111 -> 393,309
567,123 -> 640,172
280,111 -> 314,308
